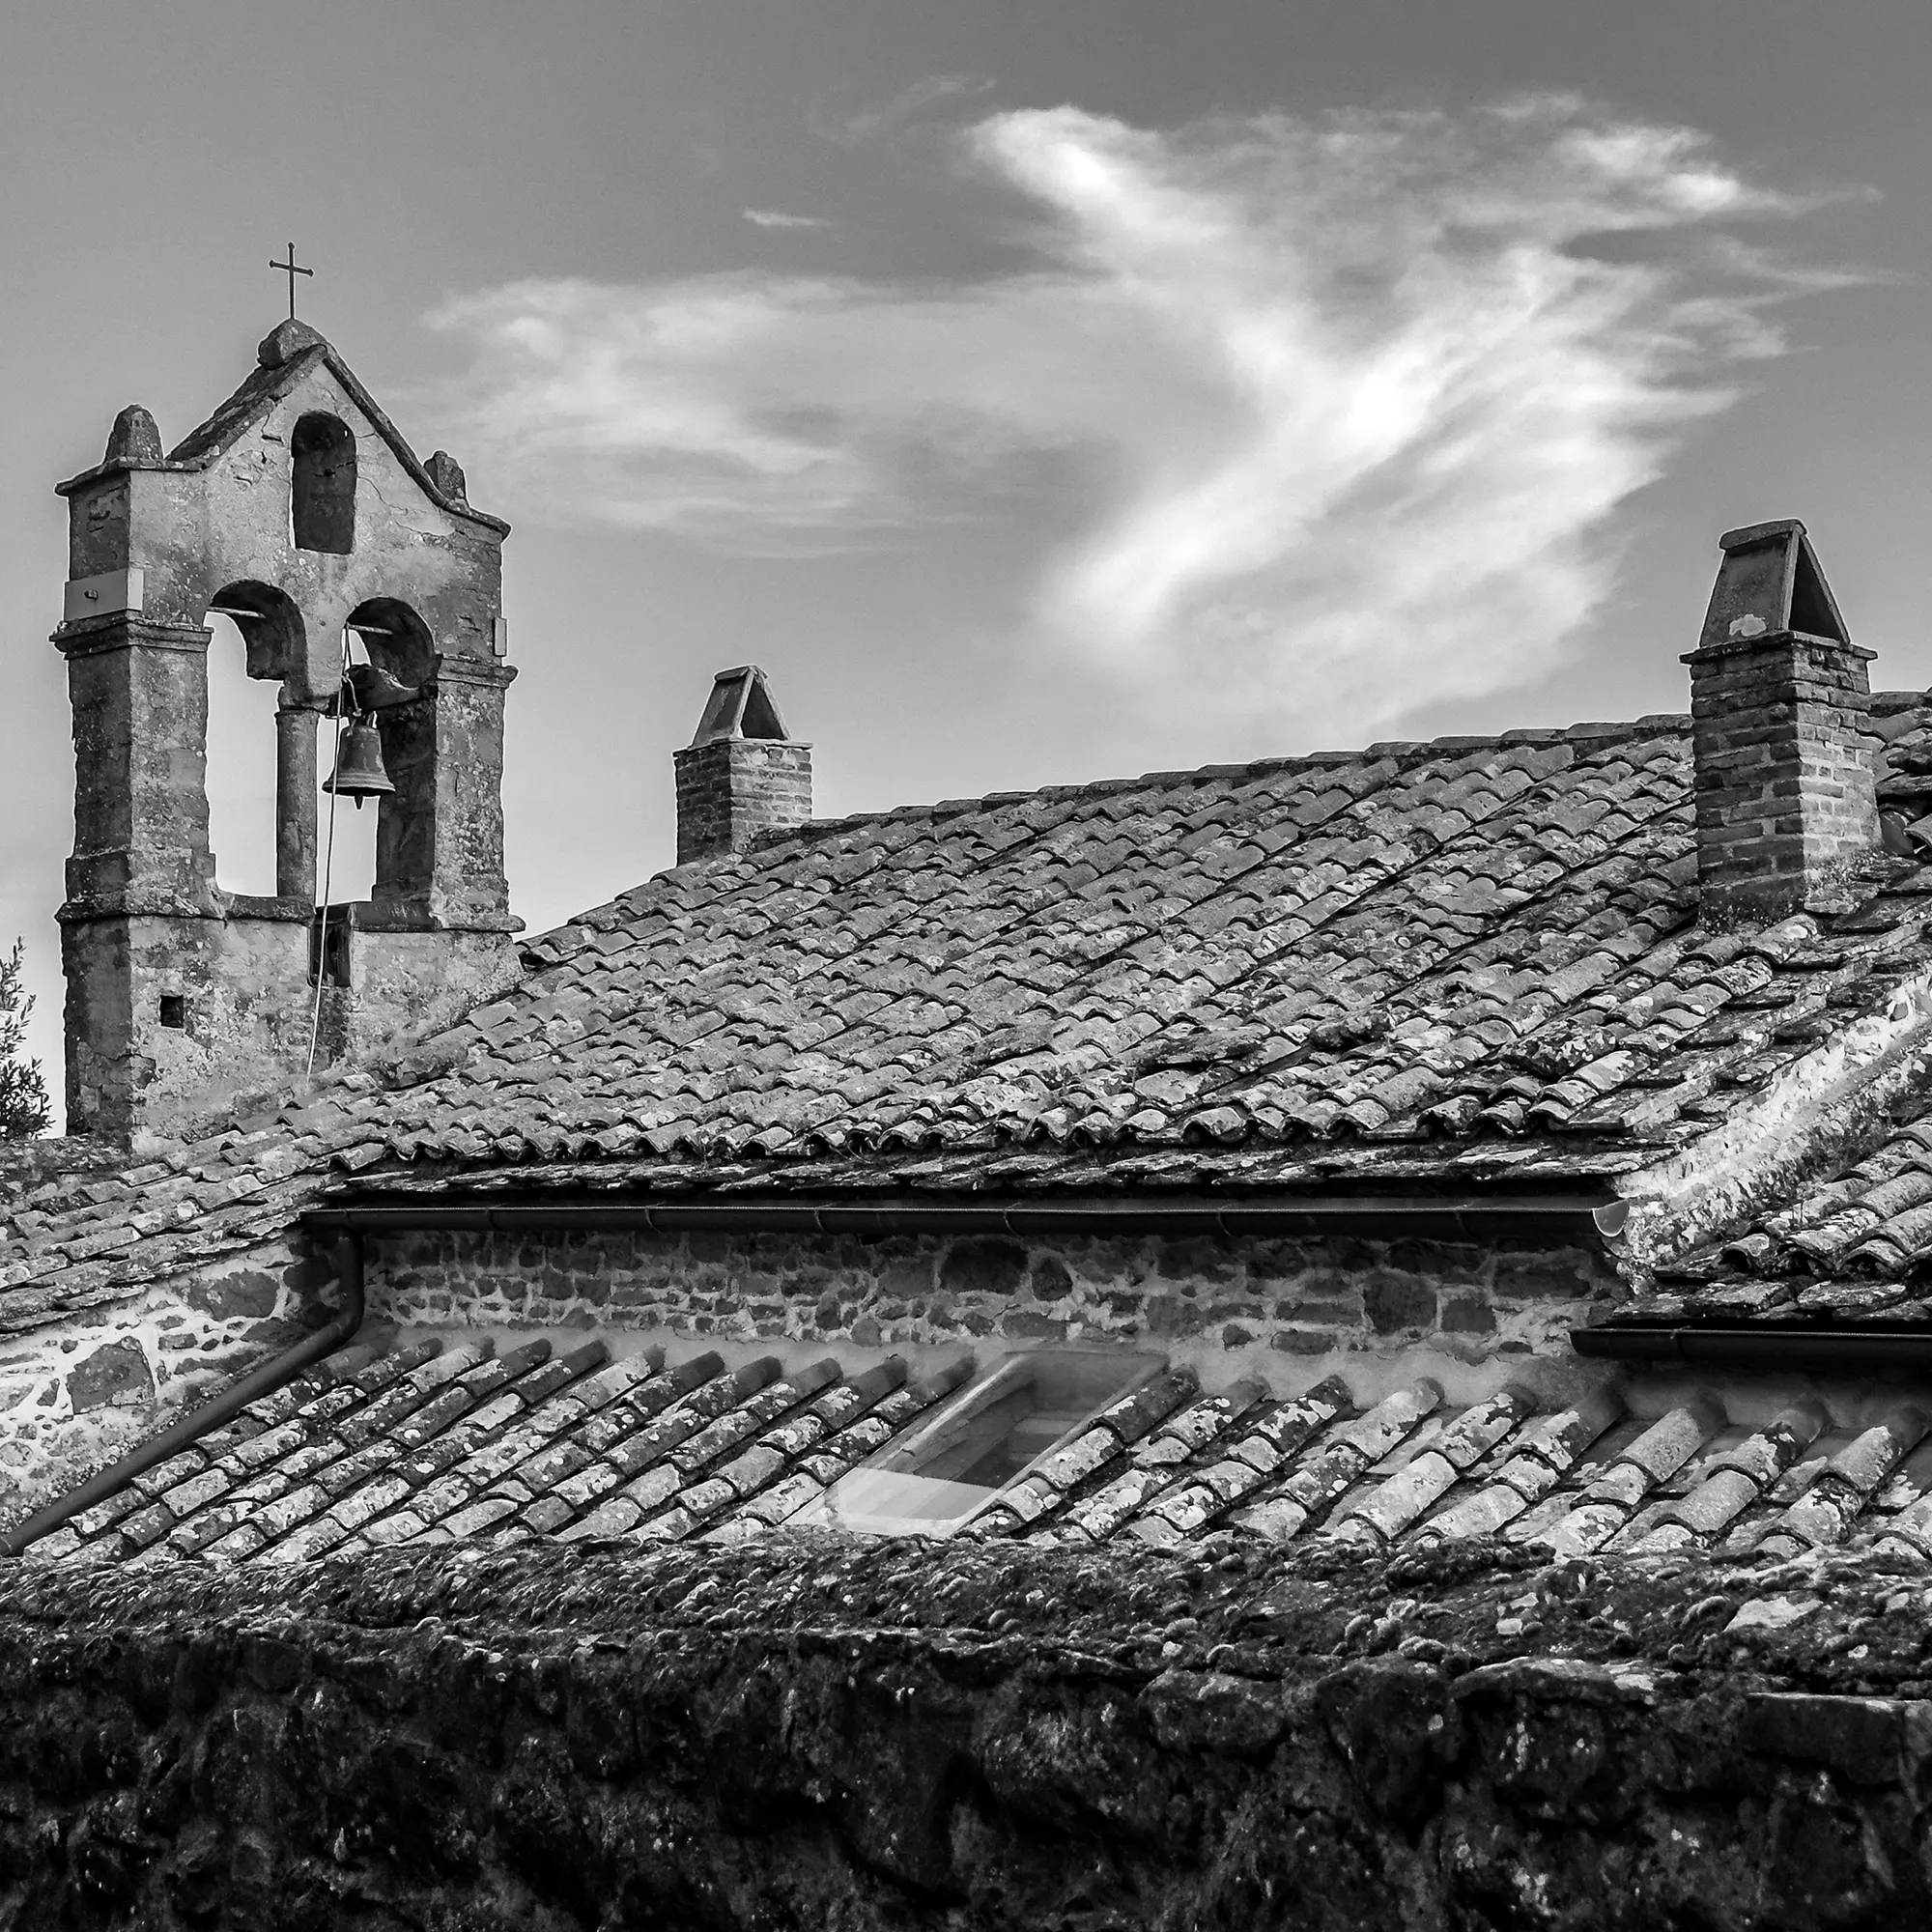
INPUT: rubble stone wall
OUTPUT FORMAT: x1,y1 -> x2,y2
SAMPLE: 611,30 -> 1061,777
372,1222 -> 1616,1393
0,1231 -> 340,1523
1,1538 -> 1928,1929
2,1221 -> 1616,1529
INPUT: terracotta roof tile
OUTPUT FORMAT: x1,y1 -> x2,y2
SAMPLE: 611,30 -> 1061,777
1609,1028 -> 1932,1326
30,1327 -> 1932,1571
20,710 -> 1932,1337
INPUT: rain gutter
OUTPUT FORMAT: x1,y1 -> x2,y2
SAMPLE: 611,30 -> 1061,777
1572,1322 -> 1932,1374
0,1233 -> 367,1559
302,1189 -> 1612,1244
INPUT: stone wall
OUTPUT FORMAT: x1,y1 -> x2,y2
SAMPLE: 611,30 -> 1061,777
2,1219 -> 1616,1529
1,1536 -> 1928,1929
0,1231 -> 342,1522
370,1222 -> 1617,1397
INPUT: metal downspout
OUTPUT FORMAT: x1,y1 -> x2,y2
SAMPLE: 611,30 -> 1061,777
0,1231 -> 366,1559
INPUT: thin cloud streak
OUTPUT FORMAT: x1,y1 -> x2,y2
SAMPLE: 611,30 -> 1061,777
742,209 -> 835,231
426,96 -> 1849,738
810,72 -> 995,147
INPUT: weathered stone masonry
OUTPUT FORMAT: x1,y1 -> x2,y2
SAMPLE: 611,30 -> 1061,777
54,324 -> 522,1144
5,1537 -> 1932,1929
1,1221 -> 1615,1523
370,1223 -> 1614,1392
0,1226 -> 344,1519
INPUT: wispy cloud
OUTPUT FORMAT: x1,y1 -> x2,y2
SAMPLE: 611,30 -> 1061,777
811,72 -> 994,147
742,208 -> 834,232
425,96 -> 1848,737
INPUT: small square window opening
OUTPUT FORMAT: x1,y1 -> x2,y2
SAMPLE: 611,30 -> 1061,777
309,909 -> 352,989
158,994 -> 186,1029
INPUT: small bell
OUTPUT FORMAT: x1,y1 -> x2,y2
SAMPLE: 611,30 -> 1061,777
324,720 -> 394,808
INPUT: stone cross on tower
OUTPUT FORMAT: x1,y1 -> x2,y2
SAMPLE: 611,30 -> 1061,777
268,242 -> 313,321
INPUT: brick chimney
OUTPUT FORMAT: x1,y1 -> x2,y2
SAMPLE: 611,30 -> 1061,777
1682,520 -> 1879,922
673,666 -> 811,863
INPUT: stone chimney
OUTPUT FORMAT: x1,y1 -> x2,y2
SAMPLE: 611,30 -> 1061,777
1682,520 -> 1880,922
673,667 -> 811,863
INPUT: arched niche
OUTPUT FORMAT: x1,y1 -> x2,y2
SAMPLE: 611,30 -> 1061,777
292,412 -> 356,554
346,597 -> 436,688
204,582 -> 306,898
346,598 -> 439,910
208,580 -> 304,680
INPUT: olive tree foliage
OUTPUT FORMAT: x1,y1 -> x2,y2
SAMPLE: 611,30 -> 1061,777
0,938 -> 51,1140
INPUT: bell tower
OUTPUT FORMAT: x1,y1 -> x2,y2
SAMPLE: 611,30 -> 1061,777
53,319 -> 522,1144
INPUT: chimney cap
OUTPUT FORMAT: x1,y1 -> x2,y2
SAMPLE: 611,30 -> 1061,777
1693,517 -> 1852,654
690,665 -> 792,747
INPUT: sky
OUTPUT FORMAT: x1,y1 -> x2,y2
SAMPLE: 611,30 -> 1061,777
3,0 -> 1931,1118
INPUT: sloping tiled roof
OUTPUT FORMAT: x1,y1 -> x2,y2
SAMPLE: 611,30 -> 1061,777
1621,1082 -> 1932,1324
14,705 -> 1932,1328
478,720 -> 1706,1160
24,1331 -> 1932,1571
1586,691 -> 1932,1331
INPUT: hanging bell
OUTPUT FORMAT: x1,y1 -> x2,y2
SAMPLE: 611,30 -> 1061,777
323,720 -> 394,808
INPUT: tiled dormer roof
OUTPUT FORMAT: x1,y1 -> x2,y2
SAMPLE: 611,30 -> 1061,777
1621,1080 -> 1932,1325
26,1331 -> 1932,1571
14,705 -> 1932,1323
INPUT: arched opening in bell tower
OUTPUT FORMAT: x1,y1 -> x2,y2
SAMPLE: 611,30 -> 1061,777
204,612 -> 279,897
344,597 -> 438,911
292,412 -> 356,554
203,582 -> 304,901
313,707 -> 380,907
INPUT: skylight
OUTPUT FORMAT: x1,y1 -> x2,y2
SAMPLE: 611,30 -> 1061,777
794,1348 -> 1167,1538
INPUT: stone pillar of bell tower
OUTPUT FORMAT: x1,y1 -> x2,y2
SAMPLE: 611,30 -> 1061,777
61,611 -> 217,918
55,603 -> 224,1137
369,655 -> 517,926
